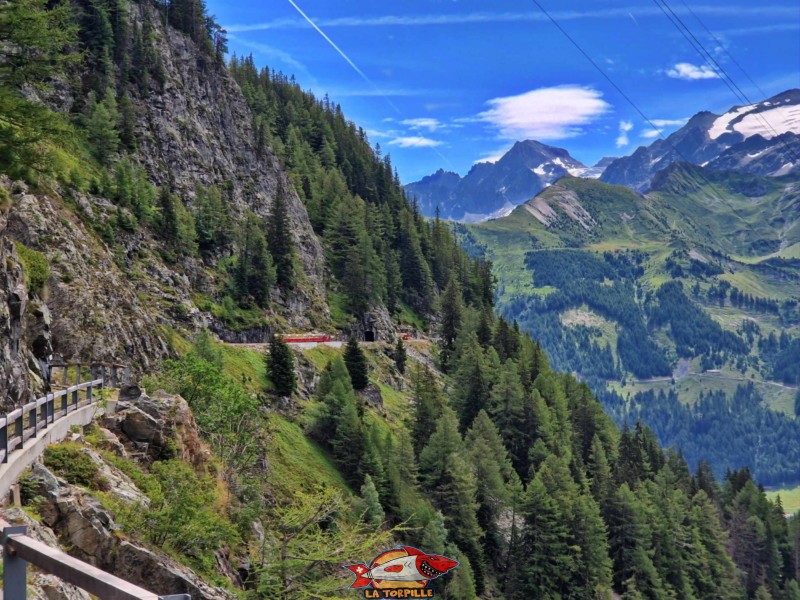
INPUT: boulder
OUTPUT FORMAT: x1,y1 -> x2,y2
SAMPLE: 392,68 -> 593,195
104,389 -> 208,469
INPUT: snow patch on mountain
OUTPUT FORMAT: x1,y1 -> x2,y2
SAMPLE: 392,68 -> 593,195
709,103 -> 800,140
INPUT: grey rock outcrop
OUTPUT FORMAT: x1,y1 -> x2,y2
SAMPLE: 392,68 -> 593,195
0,235 -> 49,411
24,464 -> 232,600
3,184 -> 170,374
102,389 -> 208,469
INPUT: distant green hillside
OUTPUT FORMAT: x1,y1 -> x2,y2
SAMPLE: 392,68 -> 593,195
461,168 -> 800,485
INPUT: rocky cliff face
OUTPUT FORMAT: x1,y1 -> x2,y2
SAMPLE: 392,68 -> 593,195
0,1 -> 334,406
2,180 -> 172,375
0,195 -> 51,411
124,2 -> 327,321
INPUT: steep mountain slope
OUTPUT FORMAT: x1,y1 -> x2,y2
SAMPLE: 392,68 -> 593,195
602,89 -> 800,191
405,140 -> 587,221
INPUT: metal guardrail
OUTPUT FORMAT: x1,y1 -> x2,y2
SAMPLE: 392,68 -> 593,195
1,519 -> 189,600
0,363 -> 129,465
0,363 -> 188,599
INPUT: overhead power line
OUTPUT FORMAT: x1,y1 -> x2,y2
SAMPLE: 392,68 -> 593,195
653,0 -> 800,164
527,0 -> 765,239
677,0 -> 769,101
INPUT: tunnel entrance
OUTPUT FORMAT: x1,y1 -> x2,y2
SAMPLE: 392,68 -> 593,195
364,330 -> 375,342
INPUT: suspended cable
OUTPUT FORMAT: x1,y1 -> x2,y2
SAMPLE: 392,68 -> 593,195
528,0 -> 765,240
654,0 -> 800,163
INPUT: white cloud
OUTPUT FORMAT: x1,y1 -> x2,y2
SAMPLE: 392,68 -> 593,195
227,34 -> 310,78
666,62 -> 720,80
366,129 -> 396,139
388,136 -> 443,148
652,118 -> 689,127
642,118 -> 689,138
474,145 -> 512,164
401,118 -> 444,132
616,120 -> 634,147
225,6 -> 799,32
478,85 -> 611,140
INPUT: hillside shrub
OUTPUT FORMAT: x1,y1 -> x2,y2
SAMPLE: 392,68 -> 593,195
14,242 -> 50,295
43,443 -> 109,490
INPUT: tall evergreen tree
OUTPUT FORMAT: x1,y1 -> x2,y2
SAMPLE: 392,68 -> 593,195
343,337 -> 369,390
234,213 -> 275,307
394,336 -> 407,374
439,276 -> 463,372
84,89 -> 119,164
360,474 -> 384,526
412,365 -> 446,453
267,181 -> 295,288
452,333 -> 490,432
516,476 -> 574,599
266,335 -> 296,397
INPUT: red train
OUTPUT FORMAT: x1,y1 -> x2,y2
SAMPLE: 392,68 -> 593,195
281,335 -> 333,343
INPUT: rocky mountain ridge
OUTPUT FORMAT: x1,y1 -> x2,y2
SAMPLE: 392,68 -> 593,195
601,89 -> 800,191
405,140 -> 589,221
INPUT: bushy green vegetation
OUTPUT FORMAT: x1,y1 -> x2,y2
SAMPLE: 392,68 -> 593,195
13,242 -> 50,295
43,443 -> 109,490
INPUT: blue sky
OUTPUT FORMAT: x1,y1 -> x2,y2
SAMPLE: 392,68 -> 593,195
208,0 -> 800,183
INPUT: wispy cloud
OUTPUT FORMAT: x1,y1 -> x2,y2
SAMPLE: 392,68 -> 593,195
401,118 -> 444,132
719,23 -> 800,36
225,6 -> 799,32
666,62 -> 720,80
474,145 -> 512,164
616,120 -> 634,147
641,118 -> 689,138
285,0 -> 401,114
478,85 -> 611,141
227,34 -> 310,78
389,136 -> 443,148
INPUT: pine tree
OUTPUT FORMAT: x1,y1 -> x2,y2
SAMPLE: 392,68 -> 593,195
84,90 -> 119,164
589,434 -> 614,506
306,356 -> 354,445
235,213 -> 275,307
517,476 -> 574,598
196,184 -> 231,256
573,494 -> 613,598
412,365 -> 446,453
452,333 -> 490,432
360,474 -> 384,526
439,276 -> 463,372
606,484 -> 666,599
343,337 -> 369,390
466,411 -> 517,563
268,181 -> 295,288
394,337 -> 407,374
118,90 -> 137,151
332,392 -> 364,485
158,184 -> 178,241
266,335 -> 296,397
